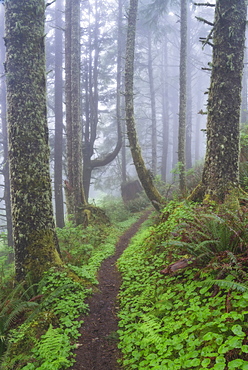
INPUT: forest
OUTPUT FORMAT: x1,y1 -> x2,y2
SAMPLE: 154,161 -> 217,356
0,0 -> 248,369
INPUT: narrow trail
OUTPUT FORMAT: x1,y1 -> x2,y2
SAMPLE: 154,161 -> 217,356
69,210 -> 152,370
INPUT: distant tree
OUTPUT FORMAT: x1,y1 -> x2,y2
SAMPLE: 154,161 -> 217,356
125,0 -> 164,211
118,0 -> 128,185
54,0 -> 65,228
147,33 -> 157,176
0,4 -> 13,250
161,36 -> 169,182
81,0 -> 122,202
65,0 -> 87,224
190,0 -> 247,203
178,0 -> 187,196
5,0 -> 62,282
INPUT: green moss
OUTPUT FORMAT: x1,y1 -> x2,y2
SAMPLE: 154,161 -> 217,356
24,229 -> 62,283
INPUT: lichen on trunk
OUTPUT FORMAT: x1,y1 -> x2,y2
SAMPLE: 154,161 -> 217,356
5,0 -> 62,282
190,0 -> 247,205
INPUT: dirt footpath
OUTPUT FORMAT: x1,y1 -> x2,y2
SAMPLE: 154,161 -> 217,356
69,210 -> 151,370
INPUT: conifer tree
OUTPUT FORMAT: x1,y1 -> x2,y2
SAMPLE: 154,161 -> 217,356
190,0 -> 247,203
5,0 -> 62,282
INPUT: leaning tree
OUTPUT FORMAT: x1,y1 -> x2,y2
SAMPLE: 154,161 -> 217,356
5,0 -> 62,282
125,0 -> 164,211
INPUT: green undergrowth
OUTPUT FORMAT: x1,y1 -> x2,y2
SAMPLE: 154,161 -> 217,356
117,201 -> 248,369
0,212 -> 141,370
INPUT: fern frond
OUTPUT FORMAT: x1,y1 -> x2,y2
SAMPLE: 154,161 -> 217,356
139,315 -> 162,345
201,279 -> 248,292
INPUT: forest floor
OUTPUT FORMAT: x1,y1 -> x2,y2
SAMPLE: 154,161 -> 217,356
68,209 -> 152,370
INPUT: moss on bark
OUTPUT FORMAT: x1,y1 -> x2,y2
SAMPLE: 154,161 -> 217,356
190,0 -> 247,207
5,0 -> 62,282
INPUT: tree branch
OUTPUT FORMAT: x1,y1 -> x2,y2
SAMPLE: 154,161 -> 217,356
194,2 -> 215,6
195,16 -> 214,26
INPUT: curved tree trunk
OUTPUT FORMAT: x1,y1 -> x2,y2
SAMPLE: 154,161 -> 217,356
82,0 -> 123,201
191,0 -> 247,203
5,0 -> 62,282
125,0 -> 163,211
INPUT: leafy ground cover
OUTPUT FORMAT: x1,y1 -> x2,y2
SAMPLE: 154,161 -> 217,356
117,201 -> 248,370
0,209 -> 140,370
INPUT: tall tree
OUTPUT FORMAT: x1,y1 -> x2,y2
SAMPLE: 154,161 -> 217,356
82,0 -> 122,201
161,35 -> 169,182
190,0 -> 247,203
178,0 -> 187,195
125,0 -> 163,211
0,4 -> 13,250
147,33 -> 157,175
54,0 -> 65,228
65,0 -> 87,224
5,0 -> 62,282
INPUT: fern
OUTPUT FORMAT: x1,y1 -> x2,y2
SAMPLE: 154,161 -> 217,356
21,324 -> 72,370
139,315 -> 162,346
201,279 -> 248,292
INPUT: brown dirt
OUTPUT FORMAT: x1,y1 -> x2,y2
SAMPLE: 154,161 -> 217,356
68,210 -> 151,370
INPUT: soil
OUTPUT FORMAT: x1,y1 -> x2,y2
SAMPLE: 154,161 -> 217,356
68,210 -> 152,370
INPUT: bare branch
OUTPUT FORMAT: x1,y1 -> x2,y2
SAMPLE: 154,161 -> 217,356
195,16 -> 214,26
194,2 -> 215,6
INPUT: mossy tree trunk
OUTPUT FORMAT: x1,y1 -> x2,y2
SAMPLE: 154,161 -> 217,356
191,0 -> 247,203
125,0 -> 164,211
178,0 -> 187,196
5,0 -> 62,282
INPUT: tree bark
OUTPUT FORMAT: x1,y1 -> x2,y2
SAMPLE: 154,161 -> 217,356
5,0 -> 62,282
125,0 -> 163,211
65,0 -> 87,224
191,0 -> 247,203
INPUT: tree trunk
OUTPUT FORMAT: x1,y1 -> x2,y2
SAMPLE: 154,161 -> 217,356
54,0 -> 65,228
178,0 -> 187,195
161,36 -> 169,183
5,0 -> 62,282
0,4 -> 13,252
125,0 -> 163,211
191,0 -> 247,203
118,0 -> 127,185
241,44 -> 248,125
204,0 -> 246,200
81,0 -> 122,201
186,4 -> 192,169
147,33 -> 157,176
65,0 -> 73,216
65,0 -> 87,224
